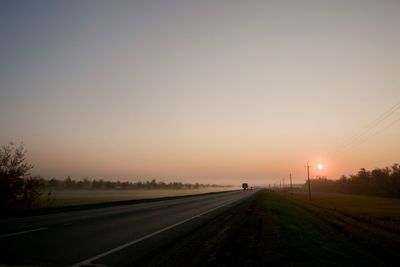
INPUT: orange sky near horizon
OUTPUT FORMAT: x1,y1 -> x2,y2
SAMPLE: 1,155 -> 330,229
1,1 -> 400,185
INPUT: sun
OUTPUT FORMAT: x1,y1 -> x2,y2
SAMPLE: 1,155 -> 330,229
317,163 -> 324,170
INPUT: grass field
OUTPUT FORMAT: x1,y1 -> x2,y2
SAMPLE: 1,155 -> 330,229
38,187 -> 239,207
292,191 -> 400,217
290,191 -> 400,236
211,190 -> 400,266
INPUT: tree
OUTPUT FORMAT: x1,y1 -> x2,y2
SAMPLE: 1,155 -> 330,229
0,142 -> 33,208
22,176 -> 45,207
65,176 -> 74,188
307,164 -> 400,198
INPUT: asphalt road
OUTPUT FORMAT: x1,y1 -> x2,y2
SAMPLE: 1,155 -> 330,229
0,189 -> 259,267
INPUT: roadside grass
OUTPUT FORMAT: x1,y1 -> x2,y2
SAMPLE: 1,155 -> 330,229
212,190 -> 399,266
258,191 -> 375,266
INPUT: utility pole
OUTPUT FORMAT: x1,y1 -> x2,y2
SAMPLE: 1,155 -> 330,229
305,162 -> 311,200
290,172 -> 293,195
283,177 -> 285,189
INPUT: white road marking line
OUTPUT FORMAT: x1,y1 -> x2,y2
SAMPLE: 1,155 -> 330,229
70,198 -> 238,267
0,227 -> 48,238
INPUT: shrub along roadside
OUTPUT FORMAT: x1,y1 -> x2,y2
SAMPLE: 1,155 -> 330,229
0,142 -> 44,209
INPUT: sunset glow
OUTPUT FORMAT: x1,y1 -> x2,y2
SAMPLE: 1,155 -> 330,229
1,1 -> 400,185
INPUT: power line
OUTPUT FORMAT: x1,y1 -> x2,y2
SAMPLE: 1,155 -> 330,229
345,101 -> 400,146
348,116 -> 400,149
344,101 -> 400,150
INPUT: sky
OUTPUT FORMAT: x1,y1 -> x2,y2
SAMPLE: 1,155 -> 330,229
1,0 -> 400,185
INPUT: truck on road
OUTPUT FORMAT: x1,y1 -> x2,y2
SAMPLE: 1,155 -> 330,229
242,183 -> 249,190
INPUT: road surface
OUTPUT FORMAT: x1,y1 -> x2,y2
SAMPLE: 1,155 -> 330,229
0,189 -> 259,267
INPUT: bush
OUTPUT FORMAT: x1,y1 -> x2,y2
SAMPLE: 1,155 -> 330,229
0,142 -> 43,208
22,176 -> 45,207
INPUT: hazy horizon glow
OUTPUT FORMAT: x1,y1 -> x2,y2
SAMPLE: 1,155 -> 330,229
1,1 -> 400,185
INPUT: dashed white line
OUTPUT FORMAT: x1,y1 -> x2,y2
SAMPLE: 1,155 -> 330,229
70,198 -> 238,267
0,227 -> 48,238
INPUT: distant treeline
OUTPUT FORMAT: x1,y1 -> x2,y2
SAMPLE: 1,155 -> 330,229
1,142 -> 231,210
308,164 -> 400,198
45,177 -> 231,190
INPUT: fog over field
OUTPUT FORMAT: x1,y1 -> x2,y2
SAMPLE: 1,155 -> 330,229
40,188 -> 240,207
